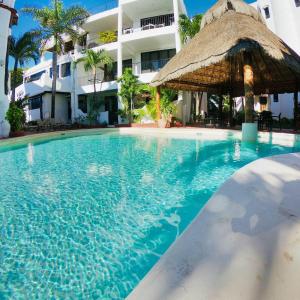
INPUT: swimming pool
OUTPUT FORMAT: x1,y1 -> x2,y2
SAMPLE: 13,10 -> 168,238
1,130 -> 300,299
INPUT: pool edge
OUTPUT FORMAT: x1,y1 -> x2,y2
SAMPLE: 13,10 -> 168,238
127,152 -> 300,300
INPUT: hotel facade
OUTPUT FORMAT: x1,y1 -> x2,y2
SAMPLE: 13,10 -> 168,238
15,0 -> 192,126
14,0 -> 300,125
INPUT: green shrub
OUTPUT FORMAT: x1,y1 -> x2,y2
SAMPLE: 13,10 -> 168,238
99,31 -> 117,44
5,103 -> 25,132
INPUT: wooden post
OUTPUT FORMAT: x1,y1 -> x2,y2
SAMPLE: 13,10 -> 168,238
156,86 -> 162,121
229,95 -> 234,127
218,96 -> 223,127
243,52 -> 254,123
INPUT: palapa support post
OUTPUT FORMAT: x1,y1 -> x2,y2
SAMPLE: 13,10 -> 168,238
242,52 -> 258,142
156,86 -> 162,122
229,95 -> 234,128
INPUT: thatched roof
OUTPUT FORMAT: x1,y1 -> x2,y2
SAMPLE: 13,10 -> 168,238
151,0 -> 300,97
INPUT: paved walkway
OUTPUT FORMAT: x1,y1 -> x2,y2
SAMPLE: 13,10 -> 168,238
128,153 -> 300,300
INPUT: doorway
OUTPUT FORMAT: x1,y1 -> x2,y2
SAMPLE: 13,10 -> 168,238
104,95 -> 118,125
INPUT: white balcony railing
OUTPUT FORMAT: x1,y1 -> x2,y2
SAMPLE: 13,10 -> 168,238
122,23 -> 174,35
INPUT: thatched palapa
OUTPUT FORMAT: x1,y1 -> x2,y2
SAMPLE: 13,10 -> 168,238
151,0 -> 300,97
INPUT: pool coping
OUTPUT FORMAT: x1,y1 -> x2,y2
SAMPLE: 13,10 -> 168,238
127,152 -> 300,300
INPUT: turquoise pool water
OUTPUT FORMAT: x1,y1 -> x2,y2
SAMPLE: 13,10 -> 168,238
1,132 -> 300,299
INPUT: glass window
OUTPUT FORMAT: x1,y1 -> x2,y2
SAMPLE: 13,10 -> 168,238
78,95 -> 87,113
123,59 -> 132,72
264,6 -> 270,18
141,49 -> 176,73
61,62 -> 71,78
29,96 -> 42,110
295,0 -> 300,7
273,94 -> 279,103
27,71 -> 45,82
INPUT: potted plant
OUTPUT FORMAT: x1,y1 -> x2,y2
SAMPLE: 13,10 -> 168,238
6,102 -> 26,137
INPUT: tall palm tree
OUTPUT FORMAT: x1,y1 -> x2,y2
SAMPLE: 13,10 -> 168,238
179,14 -> 203,123
8,32 -> 40,101
179,14 -> 203,44
23,0 -> 89,119
75,49 -> 113,113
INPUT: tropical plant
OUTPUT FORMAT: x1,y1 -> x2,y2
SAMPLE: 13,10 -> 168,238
23,0 -> 89,119
179,14 -> 203,44
99,30 -> 117,44
10,68 -> 24,91
8,32 -> 40,101
75,49 -> 113,122
117,68 -> 140,123
136,85 -> 177,124
5,103 -> 25,132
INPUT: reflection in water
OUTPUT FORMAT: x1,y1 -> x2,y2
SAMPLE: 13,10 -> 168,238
27,143 -> 34,165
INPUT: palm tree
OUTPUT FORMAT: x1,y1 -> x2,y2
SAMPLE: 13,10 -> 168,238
23,0 -> 89,119
179,14 -> 203,123
8,32 -> 40,101
75,49 -> 113,116
179,14 -> 203,44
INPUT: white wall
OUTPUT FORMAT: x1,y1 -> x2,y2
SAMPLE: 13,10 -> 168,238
0,4 -> 13,137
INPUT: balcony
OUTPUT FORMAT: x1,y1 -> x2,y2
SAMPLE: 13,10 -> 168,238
16,73 -> 72,99
86,36 -> 118,50
122,14 -> 175,35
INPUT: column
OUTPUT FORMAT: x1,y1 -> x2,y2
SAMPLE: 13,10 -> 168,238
117,2 -> 123,123
0,5 -> 12,137
173,0 -> 181,52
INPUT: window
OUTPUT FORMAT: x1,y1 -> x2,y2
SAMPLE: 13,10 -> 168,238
273,94 -> 279,103
78,95 -> 87,113
61,62 -> 71,78
123,59 -> 132,72
29,95 -> 42,110
26,71 -> 45,82
264,6 -> 270,18
50,66 -> 60,78
295,0 -> 300,7
141,49 -> 176,73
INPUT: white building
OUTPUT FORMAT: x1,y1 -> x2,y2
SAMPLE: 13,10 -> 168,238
0,0 -> 17,137
16,0 -> 191,126
251,0 -> 300,118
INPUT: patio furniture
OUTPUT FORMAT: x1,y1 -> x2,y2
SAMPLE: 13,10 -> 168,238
123,28 -> 133,34
258,111 -> 273,131
142,24 -> 155,31
272,113 -> 282,131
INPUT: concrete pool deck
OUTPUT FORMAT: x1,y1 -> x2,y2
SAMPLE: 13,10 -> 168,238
128,152 -> 300,300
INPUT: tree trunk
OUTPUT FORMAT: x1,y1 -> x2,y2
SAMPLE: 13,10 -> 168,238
243,53 -> 254,123
156,87 -> 162,121
51,50 -> 58,119
11,58 -> 18,102
229,95 -> 234,127
294,92 -> 299,131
